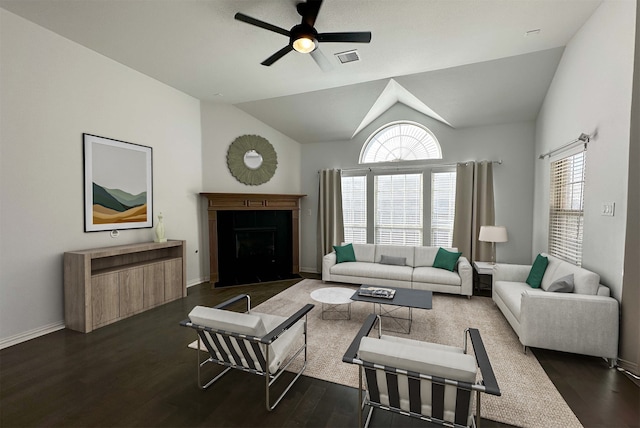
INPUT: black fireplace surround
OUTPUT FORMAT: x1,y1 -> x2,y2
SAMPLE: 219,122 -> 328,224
216,210 -> 296,286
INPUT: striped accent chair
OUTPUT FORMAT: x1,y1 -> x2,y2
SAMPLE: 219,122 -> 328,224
343,314 -> 501,428
180,294 -> 314,411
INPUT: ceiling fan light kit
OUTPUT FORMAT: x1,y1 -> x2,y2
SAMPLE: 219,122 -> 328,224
234,0 -> 371,69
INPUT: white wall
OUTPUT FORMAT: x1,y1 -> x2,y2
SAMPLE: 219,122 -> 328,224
300,103 -> 536,272
199,102 -> 302,278
0,10 -> 203,346
533,0 -> 636,301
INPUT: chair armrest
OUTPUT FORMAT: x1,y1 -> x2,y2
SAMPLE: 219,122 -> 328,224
260,304 -> 315,344
322,252 -> 337,281
493,263 -> 531,283
519,292 -> 619,358
342,314 -> 379,363
467,328 -> 501,396
214,294 -> 251,311
457,257 -> 473,296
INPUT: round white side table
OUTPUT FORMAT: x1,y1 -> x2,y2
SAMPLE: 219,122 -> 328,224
310,287 -> 354,320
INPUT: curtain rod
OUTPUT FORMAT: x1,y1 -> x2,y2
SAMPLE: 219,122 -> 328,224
328,159 -> 502,173
538,133 -> 590,160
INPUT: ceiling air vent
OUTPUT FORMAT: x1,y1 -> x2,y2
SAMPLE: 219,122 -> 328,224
335,50 -> 360,64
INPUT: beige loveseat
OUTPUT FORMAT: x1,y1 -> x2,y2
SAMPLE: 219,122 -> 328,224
322,244 -> 473,297
493,253 -> 619,364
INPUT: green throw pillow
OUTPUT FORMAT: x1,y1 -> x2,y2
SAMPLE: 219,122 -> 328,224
433,247 -> 462,272
526,254 -> 549,288
333,243 -> 356,263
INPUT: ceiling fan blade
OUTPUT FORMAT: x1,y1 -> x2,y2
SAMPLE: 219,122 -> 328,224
317,32 -> 372,43
310,48 -> 333,72
261,45 -> 294,66
298,0 -> 323,28
234,13 -> 290,37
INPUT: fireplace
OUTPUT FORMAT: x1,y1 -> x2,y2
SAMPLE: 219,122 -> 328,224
217,211 -> 293,286
201,193 -> 305,287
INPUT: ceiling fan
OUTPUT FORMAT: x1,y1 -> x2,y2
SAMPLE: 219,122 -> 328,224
234,0 -> 372,70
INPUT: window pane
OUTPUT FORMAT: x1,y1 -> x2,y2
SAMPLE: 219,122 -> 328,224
360,122 -> 442,163
431,171 -> 456,247
341,176 -> 367,244
549,151 -> 585,265
375,174 -> 423,246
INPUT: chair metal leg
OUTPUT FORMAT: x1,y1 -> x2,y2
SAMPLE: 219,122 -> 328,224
475,390 -> 481,428
196,334 -> 232,389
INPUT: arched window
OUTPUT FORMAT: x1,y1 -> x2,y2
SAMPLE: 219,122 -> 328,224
359,121 -> 442,164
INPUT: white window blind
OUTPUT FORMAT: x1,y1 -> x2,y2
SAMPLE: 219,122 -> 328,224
341,175 -> 367,244
431,171 -> 457,247
549,151 -> 585,265
375,174 -> 423,245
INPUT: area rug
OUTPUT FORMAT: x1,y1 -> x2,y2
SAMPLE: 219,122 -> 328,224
254,279 -> 583,428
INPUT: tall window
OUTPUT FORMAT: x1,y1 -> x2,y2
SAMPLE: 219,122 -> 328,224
431,171 -> 457,247
341,176 -> 367,244
341,121 -> 452,246
549,151 -> 586,265
375,174 -> 423,246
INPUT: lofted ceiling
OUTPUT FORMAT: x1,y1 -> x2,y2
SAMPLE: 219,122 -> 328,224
0,0 -> 602,143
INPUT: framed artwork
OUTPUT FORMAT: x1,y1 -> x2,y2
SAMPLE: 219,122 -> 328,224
83,133 -> 153,232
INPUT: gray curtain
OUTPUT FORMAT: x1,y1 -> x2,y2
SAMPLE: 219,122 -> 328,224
317,169 -> 344,269
452,161 -> 495,262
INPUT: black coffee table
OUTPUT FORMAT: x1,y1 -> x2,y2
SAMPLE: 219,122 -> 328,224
350,286 -> 432,333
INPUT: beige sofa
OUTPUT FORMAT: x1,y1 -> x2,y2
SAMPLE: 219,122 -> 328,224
492,253 -> 619,364
322,244 -> 473,297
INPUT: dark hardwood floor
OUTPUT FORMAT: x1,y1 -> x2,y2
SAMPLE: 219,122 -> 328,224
1,276 -> 637,428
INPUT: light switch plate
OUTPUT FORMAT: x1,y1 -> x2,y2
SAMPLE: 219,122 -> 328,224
601,202 -> 615,216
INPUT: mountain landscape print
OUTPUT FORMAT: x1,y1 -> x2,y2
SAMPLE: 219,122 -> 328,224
92,182 -> 147,224
84,134 -> 152,232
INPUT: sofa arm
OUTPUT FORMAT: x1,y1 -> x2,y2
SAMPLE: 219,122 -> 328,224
457,256 -> 473,296
520,292 -> 619,359
322,252 -> 337,281
493,263 -> 531,283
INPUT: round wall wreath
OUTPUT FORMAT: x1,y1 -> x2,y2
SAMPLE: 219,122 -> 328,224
226,135 -> 278,185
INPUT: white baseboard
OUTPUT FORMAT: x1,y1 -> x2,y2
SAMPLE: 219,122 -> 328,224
617,357 -> 639,376
300,266 -> 319,274
187,276 -> 209,288
0,321 -> 66,350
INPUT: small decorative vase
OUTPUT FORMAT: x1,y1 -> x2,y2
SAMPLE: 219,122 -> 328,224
154,212 -> 167,243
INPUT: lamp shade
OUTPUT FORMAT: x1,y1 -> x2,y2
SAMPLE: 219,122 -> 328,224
478,226 -> 508,243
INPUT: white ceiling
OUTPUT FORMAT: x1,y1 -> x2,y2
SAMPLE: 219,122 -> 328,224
1,0 -> 602,143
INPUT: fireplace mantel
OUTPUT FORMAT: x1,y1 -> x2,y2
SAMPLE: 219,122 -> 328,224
201,193 -> 306,285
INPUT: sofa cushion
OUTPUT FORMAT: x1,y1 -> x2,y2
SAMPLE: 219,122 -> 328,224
374,245 -> 415,267
380,254 -> 406,266
493,282 -> 527,321
412,266 -> 461,286
334,243 -> 356,263
351,243 -> 376,263
526,254 -> 548,288
433,248 -> 462,272
331,261 -> 413,282
547,274 -> 574,293
540,254 -> 600,295
414,246 -> 458,267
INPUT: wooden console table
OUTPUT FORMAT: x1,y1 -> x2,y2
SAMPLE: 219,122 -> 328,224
64,240 -> 186,333
201,193 -> 305,285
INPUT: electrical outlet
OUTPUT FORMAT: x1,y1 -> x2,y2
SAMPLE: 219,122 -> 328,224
601,202 -> 615,216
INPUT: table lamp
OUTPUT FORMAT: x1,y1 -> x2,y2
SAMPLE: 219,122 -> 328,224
478,226 -> 508,264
